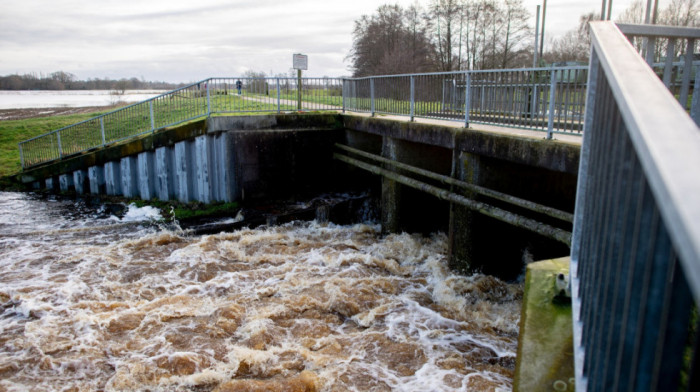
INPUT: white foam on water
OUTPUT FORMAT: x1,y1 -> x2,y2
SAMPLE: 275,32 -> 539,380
0,194 -> 523,391
116,203 -> 163,222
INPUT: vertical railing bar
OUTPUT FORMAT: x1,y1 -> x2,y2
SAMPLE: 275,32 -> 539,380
149,101 -> 155,132
410,75 -> 415,121
277,78 -> 281,113
370,78 -> 375,116
663,39 -> 676,88
56,130 -> 63,158
19,143 -> 25,169
206,80 -> 211,115
547,69 -> 557,139
645,37 -> 657,66
691,70 -> 700,126
680,39 -> 695,108
464,73 -> 471,128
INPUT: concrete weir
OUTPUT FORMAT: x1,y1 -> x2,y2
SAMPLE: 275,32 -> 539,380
20,113 -> 579,279
21,113 -> 342,204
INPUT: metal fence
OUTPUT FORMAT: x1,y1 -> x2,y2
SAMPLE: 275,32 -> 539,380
343,66 -> 588,136
619,23 -> 700,124
571,21 -> 700,391
18,77 -> 343,169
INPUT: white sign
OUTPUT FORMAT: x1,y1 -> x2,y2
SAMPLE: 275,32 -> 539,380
293,53 -> 308,70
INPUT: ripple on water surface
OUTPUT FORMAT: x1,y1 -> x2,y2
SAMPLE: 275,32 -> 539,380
0,193 -> 522,391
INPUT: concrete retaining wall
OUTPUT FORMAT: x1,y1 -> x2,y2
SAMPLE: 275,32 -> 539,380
24,114 -> 342,205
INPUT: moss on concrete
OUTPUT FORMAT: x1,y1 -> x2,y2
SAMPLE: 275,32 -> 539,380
514,257 -> 575,392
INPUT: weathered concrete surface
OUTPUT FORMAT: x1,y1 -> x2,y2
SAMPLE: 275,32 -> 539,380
342,115 -> 580,174
88,166 -> 105,194
226,128 -> 340,201
104,161 -> 121,196
342,115 -> 578,279
137,152 -> 156,200
18,119 -> 208,184
155,147 -> 175,201
59,174 -> 74,192
514,257 -> 574,392
174,140 -> 195,203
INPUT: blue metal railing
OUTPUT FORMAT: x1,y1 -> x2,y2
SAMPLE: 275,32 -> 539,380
18,77 -> 343,169
571,21 -> 700,391
343,66 -> 589,137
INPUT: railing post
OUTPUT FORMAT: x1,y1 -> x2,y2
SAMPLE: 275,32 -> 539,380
297,70 -> 302,111
100,117 -> 106,146
149,101 -> 155,131
464,73 -> 471,128
18,143 -> 25,170
277,78 -> 281,113
342,79 -> 346,113
530,74 -> 539,121
370,78 -> 375,116
410,76 -> 415,121
680,39 -> 695,108
441,79 -> 446,112
206,80 -> 211,115
691,70 -> 700,126
547,69 -> 557,139
56,131 -> 63,158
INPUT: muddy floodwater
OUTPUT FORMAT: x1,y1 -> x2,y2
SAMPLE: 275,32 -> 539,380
0,192 -> 522,391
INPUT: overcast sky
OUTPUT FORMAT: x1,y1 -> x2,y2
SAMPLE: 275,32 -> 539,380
0,0 -> 644,83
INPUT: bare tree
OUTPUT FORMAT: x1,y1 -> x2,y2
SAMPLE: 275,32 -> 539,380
499,0 -> 531,68
430,0 -> 464,71
348,4 -> 435,76
547,12 -> 598,63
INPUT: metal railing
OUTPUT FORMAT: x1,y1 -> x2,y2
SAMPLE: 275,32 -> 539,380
18,77 -> 343,169
343,66 -> 588,136
619,23 -> 700,124
571,21 -> 700,391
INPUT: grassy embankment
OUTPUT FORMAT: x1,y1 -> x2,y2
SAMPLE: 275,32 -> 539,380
0,109 -> 117,178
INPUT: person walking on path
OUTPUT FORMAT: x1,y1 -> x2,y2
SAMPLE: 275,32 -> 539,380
236,80 -> 242,95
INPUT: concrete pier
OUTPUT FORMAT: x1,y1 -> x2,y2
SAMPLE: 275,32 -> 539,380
72,170 -> 88,195
137,152 -> 156,200
88,166 -> 105,195
104,161 -> 121,196
59,173 -> 74,192
174,141 -> 194,203
120,156 -> 138,198
155,147 -> 175,201
194,135 -> 213,204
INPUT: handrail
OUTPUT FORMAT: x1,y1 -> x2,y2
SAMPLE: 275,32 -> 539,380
571,21 -> 700,391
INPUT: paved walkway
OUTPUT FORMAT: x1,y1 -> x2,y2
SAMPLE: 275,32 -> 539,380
239,94 -> 583,146
342,112 -> 583,146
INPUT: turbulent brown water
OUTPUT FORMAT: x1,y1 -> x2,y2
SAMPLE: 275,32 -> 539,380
0,192 -> 522,391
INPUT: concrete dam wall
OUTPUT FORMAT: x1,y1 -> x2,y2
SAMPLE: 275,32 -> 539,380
19,113 -> 580,279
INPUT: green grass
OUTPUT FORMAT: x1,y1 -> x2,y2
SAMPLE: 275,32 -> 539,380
0,109 -> 117,178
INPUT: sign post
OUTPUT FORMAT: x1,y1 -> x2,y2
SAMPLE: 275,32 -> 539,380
293,53 -> 308,110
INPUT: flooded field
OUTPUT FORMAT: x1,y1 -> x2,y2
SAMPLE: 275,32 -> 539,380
0,192 -> 522,391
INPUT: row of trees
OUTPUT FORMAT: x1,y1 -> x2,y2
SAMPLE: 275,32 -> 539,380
348,0 -> 700,76
0,71 -> 185,91
547,0 -> 699,63
349,0 -> 532,76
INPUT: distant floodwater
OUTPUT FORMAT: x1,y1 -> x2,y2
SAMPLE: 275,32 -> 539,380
0,90 -> 168,109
